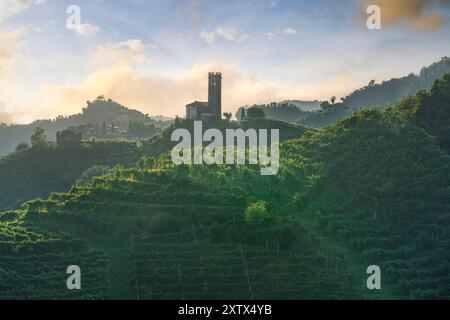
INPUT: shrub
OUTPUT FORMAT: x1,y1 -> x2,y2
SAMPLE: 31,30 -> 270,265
244,201 -> 269,225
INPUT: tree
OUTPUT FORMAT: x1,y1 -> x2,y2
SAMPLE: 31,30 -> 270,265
223,113 -> 232,121
15,142 -> 29,153
320,101 -> 331,110
244,201 -> 269,225
246,106 -> 266,119
56,129 -> 82,148
330,96 -> 337,105
31,127 -> 48,148
236,107 -> 246,121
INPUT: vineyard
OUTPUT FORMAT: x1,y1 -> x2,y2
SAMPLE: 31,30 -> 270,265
290,107 -> 450,299
130,231 -> 361,300
0,219 -> 110,300
1,77 -> 450,299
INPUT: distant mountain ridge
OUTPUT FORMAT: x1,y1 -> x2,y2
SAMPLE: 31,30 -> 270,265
248,57 -> 450,128
342,57 -> 450,109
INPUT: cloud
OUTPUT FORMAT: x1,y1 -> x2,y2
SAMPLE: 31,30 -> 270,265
0,28 -> 27,124
39,62 -> 283,119
89,39 -> 152,67
0,103 -> 12,123
0,0 -> 46,22
200,27 -> 249,44
281,27 -> 298,35
200,29 -> 215,44
0,27 -> 26,82
36,39 -> 351,120
187,0 -> 205,26
29,39 -> 279,118
269,0 -> 281,8
362,0 -> 449,31
74,23 -> 100,36
0,28 -> 26,96
266,27 -> 299,38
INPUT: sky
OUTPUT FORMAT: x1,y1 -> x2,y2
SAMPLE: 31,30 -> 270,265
1,0 -> 450,123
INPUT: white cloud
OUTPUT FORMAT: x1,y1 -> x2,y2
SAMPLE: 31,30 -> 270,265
200,27 -> 249,44
90,39 -> 153,67
269,0 -> 280,8
281,27 -> 298,35
200,29 -> 215,44
0,102 -> 12,123
0,0 -> 46,22
0,28 -> 27,124
74,23 -> 100,36
38,61 -> 287,119
4,34 -> 355,122
0,28 -> 26,84
266,27 -> 298,38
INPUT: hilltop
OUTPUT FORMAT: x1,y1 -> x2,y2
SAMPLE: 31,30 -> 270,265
142,118 -> 309,157
0,97 -> 172,156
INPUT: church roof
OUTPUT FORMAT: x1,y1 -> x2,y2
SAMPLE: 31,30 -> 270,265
186,101 -> 208,108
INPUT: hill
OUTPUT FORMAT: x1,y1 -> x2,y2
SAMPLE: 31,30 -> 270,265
142,118 -> 309,157
342,57 -> 450,109
0,118 -> 308,211
0,97 -> 172,156
0,139 -> 141,211
1,75 -> 449,300
245,57 -> 450,129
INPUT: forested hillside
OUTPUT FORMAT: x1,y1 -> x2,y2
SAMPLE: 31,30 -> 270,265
0,97 -> 172,156
1,74 -> 449,300
342,57 -> 450,109
243,58 -> 450,129
0,137 -> 141,211
0,119 -> 307,211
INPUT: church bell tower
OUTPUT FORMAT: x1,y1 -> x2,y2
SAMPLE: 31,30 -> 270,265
208,72 -> 222,120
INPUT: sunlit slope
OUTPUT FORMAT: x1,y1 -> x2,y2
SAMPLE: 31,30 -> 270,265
142,118 -> 309,157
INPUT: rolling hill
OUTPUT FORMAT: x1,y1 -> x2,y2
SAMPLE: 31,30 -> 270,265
1,74 -> 449,300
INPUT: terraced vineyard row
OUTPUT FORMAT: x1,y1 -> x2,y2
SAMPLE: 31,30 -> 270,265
130,232 -> 362,300
0,221 -> 110,300
315,199 -> 450,299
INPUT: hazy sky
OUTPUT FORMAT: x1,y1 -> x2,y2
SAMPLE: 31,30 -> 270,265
1,0 -> 450,123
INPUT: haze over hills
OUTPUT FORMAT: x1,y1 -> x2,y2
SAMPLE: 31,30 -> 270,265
0,97 -> 172,156
342,57 -> 450,109
243,57 -> 450,128
2,57 -> 449,157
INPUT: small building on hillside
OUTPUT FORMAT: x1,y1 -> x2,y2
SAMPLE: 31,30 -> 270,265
186,101 -> 209,121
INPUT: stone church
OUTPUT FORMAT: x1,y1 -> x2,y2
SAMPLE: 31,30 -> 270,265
186,72 -> 222,121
